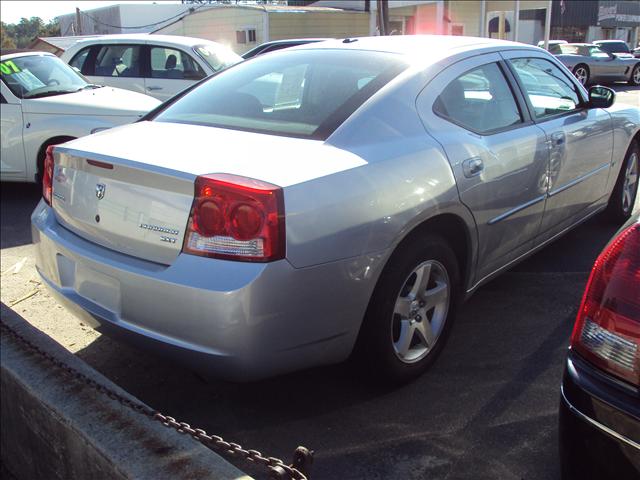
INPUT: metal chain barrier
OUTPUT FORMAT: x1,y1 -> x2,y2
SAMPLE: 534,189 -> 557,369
0,320 -> 313,480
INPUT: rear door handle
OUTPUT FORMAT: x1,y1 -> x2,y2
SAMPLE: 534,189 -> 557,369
146,86 -> 163,91
462,157 -> 484,177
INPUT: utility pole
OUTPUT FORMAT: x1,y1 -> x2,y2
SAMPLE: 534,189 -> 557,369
75,7 -> 82,35
376,0 -> 389,36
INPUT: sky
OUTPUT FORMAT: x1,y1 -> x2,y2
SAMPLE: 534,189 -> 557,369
1,1 -> 180,24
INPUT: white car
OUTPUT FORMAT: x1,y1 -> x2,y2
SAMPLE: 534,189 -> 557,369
1,52 -> 160,183
61,34 -> 243,101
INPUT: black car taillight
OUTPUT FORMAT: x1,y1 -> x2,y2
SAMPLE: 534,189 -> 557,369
182,174 -> 285,262
570,223 -> 640,386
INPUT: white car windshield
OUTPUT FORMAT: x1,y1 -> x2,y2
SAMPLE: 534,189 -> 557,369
194,44 -> 242,72
154,49 -> 408,139
0,55 -> 93,99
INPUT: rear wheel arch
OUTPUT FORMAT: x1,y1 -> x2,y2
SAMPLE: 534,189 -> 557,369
352,213 -> 472,382
354,212 -> 473,342
398,213 -> 472,291
36,136 -> 76,183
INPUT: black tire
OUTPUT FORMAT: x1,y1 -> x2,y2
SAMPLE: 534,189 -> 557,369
629,63 -> 640,86
572,64 -> 590,86
353,234 -> 460,384
605,140 -> 639,223
36,137 -> 74,184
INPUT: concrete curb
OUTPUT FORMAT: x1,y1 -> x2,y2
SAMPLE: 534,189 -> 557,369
0,303 -> 252,480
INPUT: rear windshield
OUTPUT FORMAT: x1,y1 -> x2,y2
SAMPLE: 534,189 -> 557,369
153,49 -> 408,139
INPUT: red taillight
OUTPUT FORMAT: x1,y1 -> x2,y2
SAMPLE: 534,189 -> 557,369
183,174 -> 285,262
570,222 -> 640,386
42,145 -> 55,205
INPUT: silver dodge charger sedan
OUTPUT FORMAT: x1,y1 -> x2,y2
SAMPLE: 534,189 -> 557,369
32,36 -> 640,382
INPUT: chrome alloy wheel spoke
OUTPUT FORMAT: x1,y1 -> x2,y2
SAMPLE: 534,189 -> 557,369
391,260 -> 450,363
623,153 -> 638,211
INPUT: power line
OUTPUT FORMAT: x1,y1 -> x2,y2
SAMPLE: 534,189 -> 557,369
79,4 -> 205,31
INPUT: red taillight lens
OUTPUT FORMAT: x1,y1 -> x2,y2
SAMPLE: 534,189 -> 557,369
570,222 -> 640,386
42,145 -> 55,205
183,174 -> 285,262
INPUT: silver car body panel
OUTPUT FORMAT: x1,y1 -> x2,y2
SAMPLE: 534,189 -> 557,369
31,36 -> 640,380
555,50 -> 639,83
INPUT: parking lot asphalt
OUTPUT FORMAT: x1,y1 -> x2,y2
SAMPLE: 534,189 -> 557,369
1,86 -> 638,480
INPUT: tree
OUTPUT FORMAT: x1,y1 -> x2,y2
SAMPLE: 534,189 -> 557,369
0,17 -> 60,49
1,22 -> 17,49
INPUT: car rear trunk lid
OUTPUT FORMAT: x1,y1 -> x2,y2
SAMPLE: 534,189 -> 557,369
52,150 -> 194,265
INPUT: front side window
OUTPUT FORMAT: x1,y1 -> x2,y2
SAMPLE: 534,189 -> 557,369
433,63 -> 522,134
150,47 -> 206,80
153,49 -> 408,139
94,44 -> 142,78
0,55 -> 88,99
509,57 -> 580,119
69,47 -> 91,73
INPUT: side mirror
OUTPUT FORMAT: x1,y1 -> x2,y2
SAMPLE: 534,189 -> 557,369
588,85 -> 615,108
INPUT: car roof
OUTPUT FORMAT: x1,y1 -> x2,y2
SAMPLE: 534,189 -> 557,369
259,38 -> 332,46
0,51 -> 56,61
69,34 -> 219,48
593,40 -> 627,43
292,35 -> 532,58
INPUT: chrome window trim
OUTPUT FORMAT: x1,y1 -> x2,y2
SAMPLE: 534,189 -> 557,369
561,385 -> 640,451
488,195 -> 547,225
467,204 -> 606,294
548,163 -> 610,197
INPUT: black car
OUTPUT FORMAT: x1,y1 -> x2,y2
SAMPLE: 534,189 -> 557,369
559,214 -> 640,479
241,38 -> 331,59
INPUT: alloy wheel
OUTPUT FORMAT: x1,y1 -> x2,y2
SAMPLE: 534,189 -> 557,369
622,152 -> 639,214
391,260 -> 450,364
633,66 -> 640,85
574,67 -> 588,85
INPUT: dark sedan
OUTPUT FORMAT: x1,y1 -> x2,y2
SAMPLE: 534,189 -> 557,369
559,213 -> 640,480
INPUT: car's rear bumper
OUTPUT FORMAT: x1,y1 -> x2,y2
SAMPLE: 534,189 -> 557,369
32,201 -> 381,381
559,350 -> 640,479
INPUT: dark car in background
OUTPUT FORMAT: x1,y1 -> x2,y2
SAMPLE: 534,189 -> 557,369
593,39 -> 635,58
559,210 -> 640,480
241,38 -> 331,59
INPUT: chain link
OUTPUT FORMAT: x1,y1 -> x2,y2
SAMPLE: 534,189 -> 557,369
0,320 -> 310,480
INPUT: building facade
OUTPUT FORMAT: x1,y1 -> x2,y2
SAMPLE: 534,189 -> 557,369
154,5 -> 370,55
58,4 -> 193,36
550,0 -> 640,45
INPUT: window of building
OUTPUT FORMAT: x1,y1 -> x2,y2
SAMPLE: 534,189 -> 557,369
433,63 -> 522,134
451,24 -> 464,36
236,28 -> 257,45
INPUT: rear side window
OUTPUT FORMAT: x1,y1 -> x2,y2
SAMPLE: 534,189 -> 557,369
69,47 -> 91,73
509,58 -> 580,119
153,49 -> 408,140
433,62 -> 522,134
94,44 -> 142,78
150,47 -> 206,80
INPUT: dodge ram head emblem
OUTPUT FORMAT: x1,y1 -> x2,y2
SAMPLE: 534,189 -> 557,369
95,183 -> 106,199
